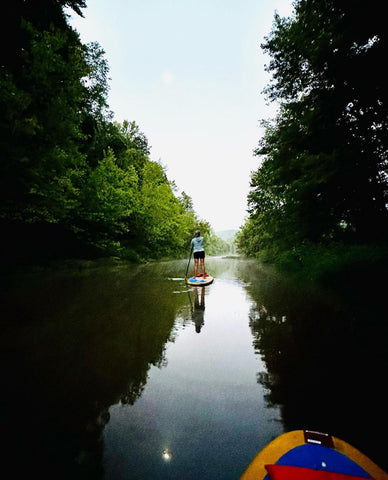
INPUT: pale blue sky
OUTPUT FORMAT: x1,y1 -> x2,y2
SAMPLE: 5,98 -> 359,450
67,0 -> 294,231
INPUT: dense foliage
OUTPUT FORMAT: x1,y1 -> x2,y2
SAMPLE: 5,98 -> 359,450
237,0 -> 388,273
0,1 -> 226,264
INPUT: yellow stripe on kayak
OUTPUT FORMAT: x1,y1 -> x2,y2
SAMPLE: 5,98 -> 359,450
240,430 -> 305,480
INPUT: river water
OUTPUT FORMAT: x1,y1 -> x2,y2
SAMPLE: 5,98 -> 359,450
0,257 -> 386,479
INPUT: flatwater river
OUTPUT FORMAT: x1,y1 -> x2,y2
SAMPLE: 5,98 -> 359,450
1,257 -> 387,479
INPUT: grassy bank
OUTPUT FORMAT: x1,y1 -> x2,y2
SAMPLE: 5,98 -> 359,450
257,242 -> 388,295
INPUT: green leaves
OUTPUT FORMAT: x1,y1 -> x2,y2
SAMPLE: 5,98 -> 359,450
0,1 -> 212,262
80,148 -> 139,234
134,161 -> 196,257
240,0 -> 388,260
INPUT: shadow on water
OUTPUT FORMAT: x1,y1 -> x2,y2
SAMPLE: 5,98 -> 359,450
232,259 -> 388,472
0,261 -> 192,479
0,257 -> 386,477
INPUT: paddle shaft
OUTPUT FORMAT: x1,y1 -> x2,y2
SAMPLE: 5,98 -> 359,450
185,245 -> 193,278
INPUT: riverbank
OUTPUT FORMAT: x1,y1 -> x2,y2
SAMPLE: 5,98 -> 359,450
264,242 -> 387,286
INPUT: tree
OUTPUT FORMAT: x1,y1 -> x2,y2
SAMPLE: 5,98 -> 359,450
0,21 -> 88,223
241,0 -> 388,258
1,0 -> 86,72
134,161 -> 196,257
76,148 -> 139,248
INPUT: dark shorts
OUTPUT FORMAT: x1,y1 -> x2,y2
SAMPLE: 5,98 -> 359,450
193,251 -> 205,259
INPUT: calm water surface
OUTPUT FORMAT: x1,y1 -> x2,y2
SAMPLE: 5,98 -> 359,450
1,257 -> 386,479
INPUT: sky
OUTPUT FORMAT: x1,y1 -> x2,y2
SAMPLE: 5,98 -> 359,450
67,0 -> 294,232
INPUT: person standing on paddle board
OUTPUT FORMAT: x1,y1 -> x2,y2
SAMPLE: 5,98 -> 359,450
191,230 -> 208,278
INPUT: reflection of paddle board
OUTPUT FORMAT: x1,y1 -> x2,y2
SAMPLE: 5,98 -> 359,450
186,274 -> 214,286
240,430 -> 388,480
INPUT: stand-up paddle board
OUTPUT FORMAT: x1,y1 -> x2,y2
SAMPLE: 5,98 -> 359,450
186,274 -> 214,286
240,429 -> 388,480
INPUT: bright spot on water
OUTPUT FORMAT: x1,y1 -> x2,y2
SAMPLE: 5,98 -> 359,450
162,449 -> 172,461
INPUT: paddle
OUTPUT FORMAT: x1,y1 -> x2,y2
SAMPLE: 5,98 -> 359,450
185,245 -> 193,279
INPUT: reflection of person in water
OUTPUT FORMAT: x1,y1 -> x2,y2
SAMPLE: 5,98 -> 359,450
192,287 -> 205,333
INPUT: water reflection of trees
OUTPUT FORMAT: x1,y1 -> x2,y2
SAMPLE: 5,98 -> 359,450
242,262 -> 388,472
249,305 -> 292,408
0,263 -> 190,479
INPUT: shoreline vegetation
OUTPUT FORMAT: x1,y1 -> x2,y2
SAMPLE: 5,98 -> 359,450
1,2 -> 232,267
236,1 -> 388,286
243,242 -> 388,293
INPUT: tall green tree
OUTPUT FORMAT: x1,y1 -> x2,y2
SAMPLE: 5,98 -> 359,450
240,0 -> 388,257
133,161 -> 196,257
76,148 -> 139,246
0,1 -> 88,223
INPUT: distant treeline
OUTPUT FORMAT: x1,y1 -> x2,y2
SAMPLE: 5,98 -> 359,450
237,0 -> 388,279
1,0 -> 230,264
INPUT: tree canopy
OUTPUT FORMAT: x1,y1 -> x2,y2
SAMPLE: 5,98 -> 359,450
1,0 -> 227,263
237,0 -> 388,261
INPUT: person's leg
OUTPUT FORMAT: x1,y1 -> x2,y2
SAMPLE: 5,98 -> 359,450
200,258 -> 205,276
194,257 -> 198,276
